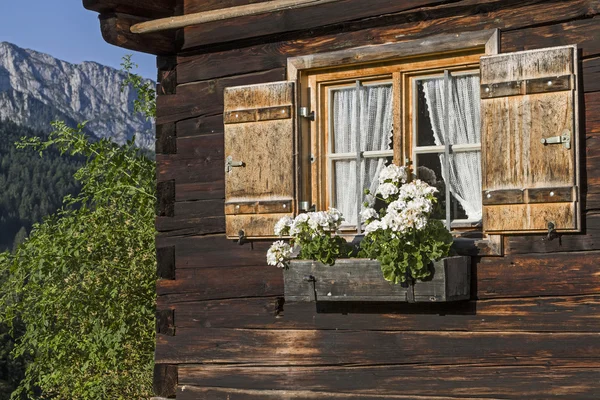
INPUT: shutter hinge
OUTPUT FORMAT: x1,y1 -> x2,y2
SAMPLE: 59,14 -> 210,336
299,107 -> 315,121
540,130 -> 571,149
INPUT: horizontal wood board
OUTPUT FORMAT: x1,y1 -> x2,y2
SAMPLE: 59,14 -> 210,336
177,364 -> 600,399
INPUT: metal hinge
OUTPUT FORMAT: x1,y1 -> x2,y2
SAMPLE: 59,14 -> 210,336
299,107 -> 315,121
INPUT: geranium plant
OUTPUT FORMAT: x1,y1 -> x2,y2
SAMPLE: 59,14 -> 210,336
267,164 -> 453,285
359,164 -> 453,284
267,209 -> 347,268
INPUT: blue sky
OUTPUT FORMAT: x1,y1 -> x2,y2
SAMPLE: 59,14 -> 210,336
0,1 -> 156,80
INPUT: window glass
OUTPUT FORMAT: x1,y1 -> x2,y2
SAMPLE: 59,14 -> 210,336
414,72 -> 482,227
329,82 -> 393,227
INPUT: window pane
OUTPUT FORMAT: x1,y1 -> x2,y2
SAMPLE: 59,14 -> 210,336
448,151 -> 482,221
331,87 -> 356,153
416,79 -> 439,147
330,83 -> 393,154
332,160 -> 357,225
416,73 -> 482,222
416,153 -> 446,221
329,82 -> 393,227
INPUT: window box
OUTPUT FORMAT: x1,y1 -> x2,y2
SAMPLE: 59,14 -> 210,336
283,256 -> 470,303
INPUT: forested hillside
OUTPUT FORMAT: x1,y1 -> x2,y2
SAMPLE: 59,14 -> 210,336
0,120 -> 82,251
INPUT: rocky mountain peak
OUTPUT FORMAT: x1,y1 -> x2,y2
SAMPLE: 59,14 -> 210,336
0,42 -> 155,150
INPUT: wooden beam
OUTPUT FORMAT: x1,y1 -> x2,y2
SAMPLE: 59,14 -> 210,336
130,0 -> 340,34
99,12 -> 178,55
83,0 -> 176,18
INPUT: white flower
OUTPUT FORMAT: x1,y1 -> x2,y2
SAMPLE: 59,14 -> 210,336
266,240 -> 292,268
326,208 -> 344,230
364,219 -> 385,235
274,216 -> 293,236
360,207 -> 378,222
289,213 -> 309,235
378,164 -> 408,185
377,182 -> 399,199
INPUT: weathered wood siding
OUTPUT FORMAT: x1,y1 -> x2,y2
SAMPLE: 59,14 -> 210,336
152,0 -> 600,398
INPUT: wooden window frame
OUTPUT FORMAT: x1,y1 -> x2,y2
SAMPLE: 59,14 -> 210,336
287,29 -> 503,256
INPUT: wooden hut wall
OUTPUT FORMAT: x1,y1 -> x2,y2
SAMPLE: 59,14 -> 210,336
151,0 -> 600,398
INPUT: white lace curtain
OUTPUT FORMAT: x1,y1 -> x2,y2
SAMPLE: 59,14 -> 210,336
422,75 -> 482,221
331,84 -> 393,225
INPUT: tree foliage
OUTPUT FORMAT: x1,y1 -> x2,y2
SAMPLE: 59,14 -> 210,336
0,61 -> 157,399
0,121 -> 83,252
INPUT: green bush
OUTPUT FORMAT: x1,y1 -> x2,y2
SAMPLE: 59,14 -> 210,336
0,60 -> 157,399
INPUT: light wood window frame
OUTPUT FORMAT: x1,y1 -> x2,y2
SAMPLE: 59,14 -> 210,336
287,29 -> 502,255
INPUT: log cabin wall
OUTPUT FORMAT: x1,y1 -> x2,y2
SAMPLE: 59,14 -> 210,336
144,0 -> 600,398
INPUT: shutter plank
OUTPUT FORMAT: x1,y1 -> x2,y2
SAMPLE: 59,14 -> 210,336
224,81 -> 295,238
481,46 -> 579,234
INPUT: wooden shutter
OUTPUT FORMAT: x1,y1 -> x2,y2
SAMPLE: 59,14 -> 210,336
481,46 -> 579,234
224,81 -> 295,239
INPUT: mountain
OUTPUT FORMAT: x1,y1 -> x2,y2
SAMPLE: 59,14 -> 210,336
0,42 -> 155,149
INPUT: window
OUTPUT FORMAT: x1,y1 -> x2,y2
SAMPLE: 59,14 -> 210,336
305,54 -> 484,232
222,30 -> 580,247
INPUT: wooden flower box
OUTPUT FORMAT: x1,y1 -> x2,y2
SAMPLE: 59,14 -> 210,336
283,256 -> 471,303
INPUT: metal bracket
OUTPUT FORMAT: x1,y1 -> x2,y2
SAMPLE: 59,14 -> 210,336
540,130 -> 571,149
237,230 -> 249,246
303,275 -> 317,302
299,107 -> 315,121
225,155 -> 244,173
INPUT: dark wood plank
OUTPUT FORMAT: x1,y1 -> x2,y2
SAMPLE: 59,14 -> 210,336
99,13 -> 178,56
174,199 -> 224,217
156,309 -> 175,335
156,68 -> 285,125
156,215 -> 225,236
156,123 -> 177,154
587,91 -> 600,136
505,212 -> 600,254
171,133 -> 224,160
157,55 -> 177,71
156,327 -> 600,365
157,68 -> 177,96
153,364 -> 178,398
176,114 -> 224,138
156,245 -> 176,279
83,0 -> 175,18
583,56 -> 600,93
156,265 -> 282,305
155,234 -> 270,269
176,181 -> 225,202
180,0 -> 451,49
176,0 -> 600,83
156,152 -> 223,185
174,295 -> 600,332
177,386 -> 502,400
178,364 -> 600,399
476,251 -> 600,299
501,17 -> 600,57
157,179 -> 175,217
158,197 -> 226,234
